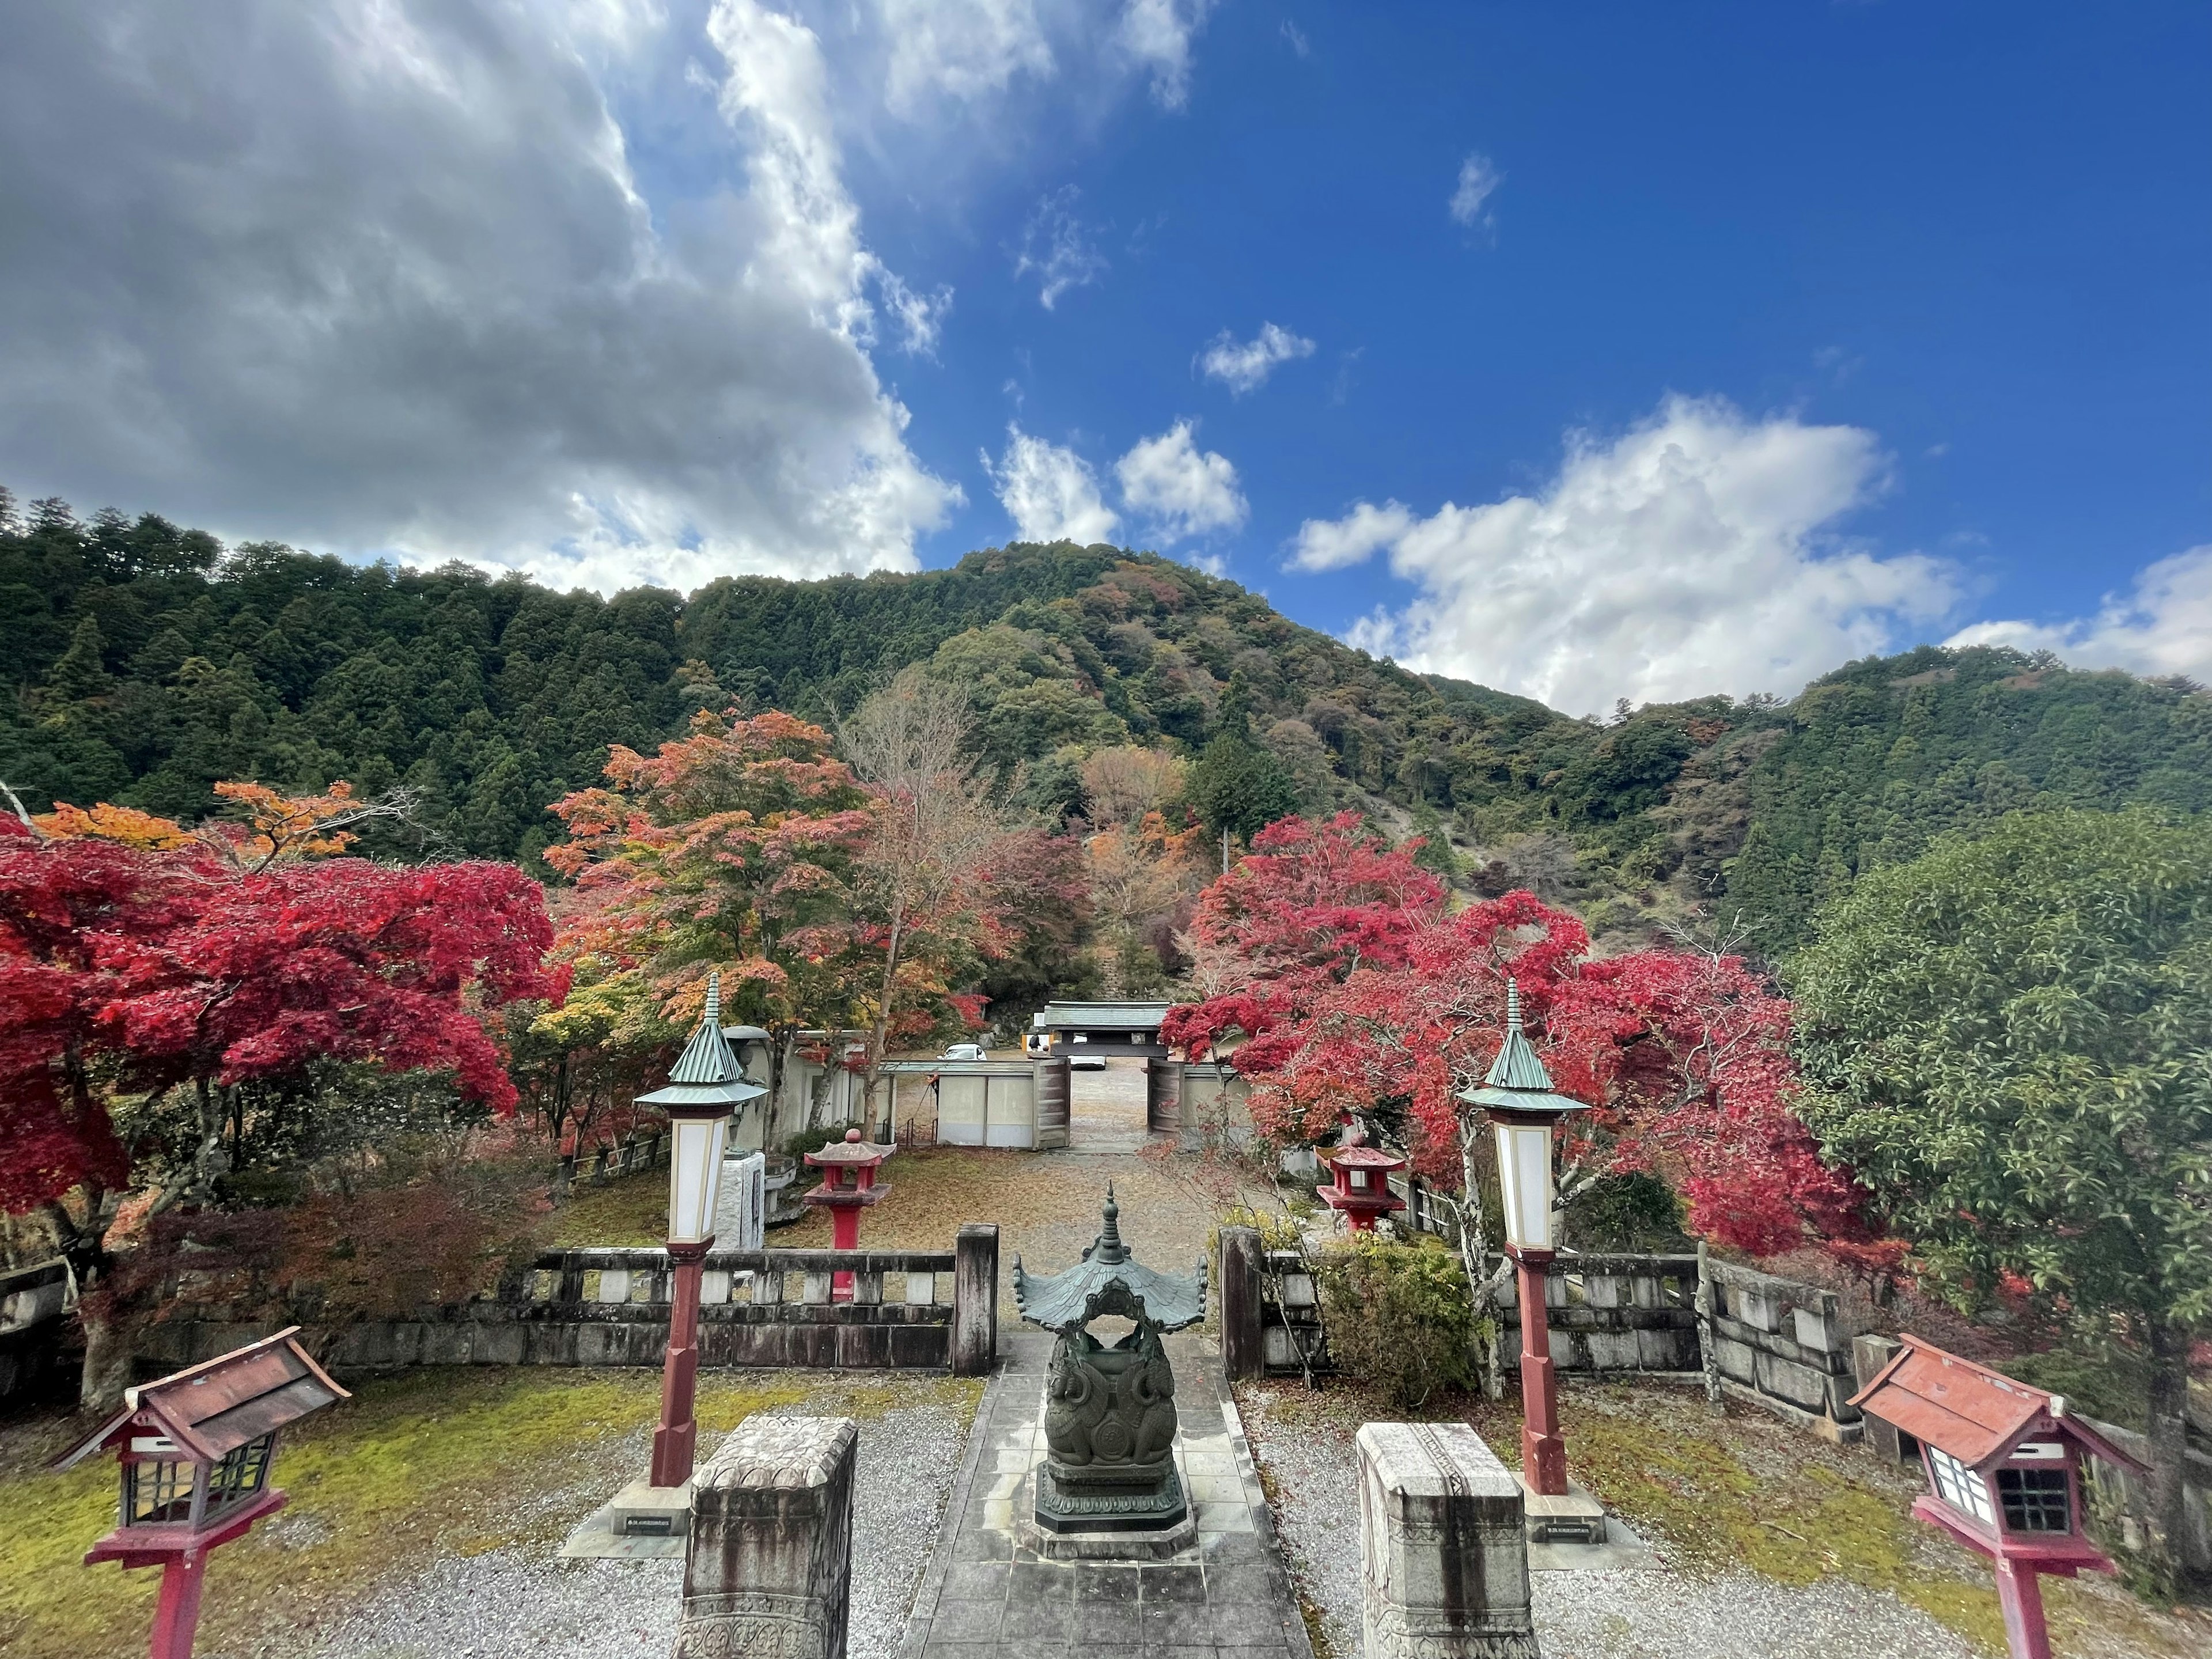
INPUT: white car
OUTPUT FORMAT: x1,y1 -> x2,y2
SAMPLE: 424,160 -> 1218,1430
939,1042 -> 987,1061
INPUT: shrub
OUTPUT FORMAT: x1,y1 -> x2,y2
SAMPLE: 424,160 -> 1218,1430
1313,1233 -> 1476,1409
781,1126 -> 857,1161
1565,1171 -> 1685,1250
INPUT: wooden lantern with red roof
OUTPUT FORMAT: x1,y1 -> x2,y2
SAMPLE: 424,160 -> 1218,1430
53,1327 -> 348,1659
1850,1336 -> 2144,1659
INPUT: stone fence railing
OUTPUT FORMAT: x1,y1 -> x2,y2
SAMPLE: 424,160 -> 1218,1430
1219,1233 -> 1861,1441
135,1226 -> 1001,1380
1493,1250 -> 1705,1374
0,1257 -> 74,1403
552,1126 -> 670,1198
1694,1256 -> 1861,1442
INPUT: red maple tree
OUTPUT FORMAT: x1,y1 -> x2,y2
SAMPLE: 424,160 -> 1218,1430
0,786 -> 559,1262
1164,813 -> 1877,1262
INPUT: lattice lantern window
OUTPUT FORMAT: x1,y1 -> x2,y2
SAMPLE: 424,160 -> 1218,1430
1927,1445 -> 1995,1527
123,1437 -> 198,1527
1995,1464 -> 2071,1535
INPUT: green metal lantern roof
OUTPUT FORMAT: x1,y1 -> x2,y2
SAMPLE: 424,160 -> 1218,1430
1012,1185 -> 1208,1334
638,972 -> 766,1111
1457,980 -> 1590,1118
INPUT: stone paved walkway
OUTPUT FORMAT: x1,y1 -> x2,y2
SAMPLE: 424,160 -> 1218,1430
900,1332 -> 1315,1658
1068,1055 -> 1158,1153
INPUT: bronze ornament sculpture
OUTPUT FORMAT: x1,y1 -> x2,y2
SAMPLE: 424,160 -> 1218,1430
1013,1186 -> 1207,1535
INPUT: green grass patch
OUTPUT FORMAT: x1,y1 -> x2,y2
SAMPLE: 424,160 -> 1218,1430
0,1365 -> 980,1659
544,1168 -> 677,1247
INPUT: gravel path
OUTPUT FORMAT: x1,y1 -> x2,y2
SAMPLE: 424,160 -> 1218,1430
243,1381 -> 972,1659
1235,1381 -> 1976,1659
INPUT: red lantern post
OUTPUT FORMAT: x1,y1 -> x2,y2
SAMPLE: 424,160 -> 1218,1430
803,1128 -> 893,1300
53,1330 -> 347,1659
1459,982 -> 1590,1502
634,973 -> 764,1489
1853,1339 -> 2148,1659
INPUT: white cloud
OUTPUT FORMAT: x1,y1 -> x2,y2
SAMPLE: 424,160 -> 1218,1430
1281,20 -> 1311,58
1948,545 -> 2212,684
0,0 -> 962,596
985,425 -> 1120,543
1450,152 -> 1503,227
1305,395 -> 1960,714
1198,322 -> 1316,395
1014,185 -> 1109,308
878,0 -> 1054,112
1116,0 -> 1215,108
1115,419 -> 1246,541
1289,499 -> 1415,571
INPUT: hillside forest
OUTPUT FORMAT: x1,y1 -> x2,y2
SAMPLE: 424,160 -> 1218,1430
8,487 -> 2210,974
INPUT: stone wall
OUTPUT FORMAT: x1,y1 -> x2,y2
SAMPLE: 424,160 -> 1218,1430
1493,1253 -> 1702,1376
0,1258 -> 73,1403
135,1239 -> 1000,1379
1696,1259 -> 1861,1442
1176,1063 -> 1253,1146
1228,1239 -> 1854,1440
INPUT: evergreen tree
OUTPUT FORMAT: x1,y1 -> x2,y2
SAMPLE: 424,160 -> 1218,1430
1187,672 -> 1300,853
1793,809 -> 2212,1584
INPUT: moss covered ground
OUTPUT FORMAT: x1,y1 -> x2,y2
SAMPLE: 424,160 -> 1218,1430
1241,1373 -> 2209,1659
0,1366 -> 980,1659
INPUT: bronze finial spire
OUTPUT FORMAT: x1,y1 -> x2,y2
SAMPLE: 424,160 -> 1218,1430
1094,1183 -> 1127,1264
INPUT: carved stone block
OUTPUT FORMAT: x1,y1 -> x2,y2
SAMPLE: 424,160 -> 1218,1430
677,1416 -> 857,1659
1357,1421 -> 1538,1658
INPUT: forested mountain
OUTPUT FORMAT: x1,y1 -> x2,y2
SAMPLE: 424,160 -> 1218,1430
5,486 -> 2206,950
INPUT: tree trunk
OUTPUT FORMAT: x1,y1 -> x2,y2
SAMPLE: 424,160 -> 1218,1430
2145,1320 -> 2194,1588
78,1302 -> 137,1411
863,901 -> 907,1129
1455,1115 -> 1509,1400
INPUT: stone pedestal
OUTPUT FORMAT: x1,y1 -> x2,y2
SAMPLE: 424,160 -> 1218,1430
713,1151 -> 768,1251
1520,1478 -> 1607,1544
676,1416 -> 858,1659
607,1476 -> 693,1541
952,1223 -> 999,1377
1852,1334 -> 1915,1463
1357,1422 -> 1539,1659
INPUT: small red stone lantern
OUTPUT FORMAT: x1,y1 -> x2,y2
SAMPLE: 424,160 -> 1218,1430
804,1126 -> 892,1300
1852,1337 -> 2146,1659
1317,1142 -> 1408,1233
52,1328 -> 347,1659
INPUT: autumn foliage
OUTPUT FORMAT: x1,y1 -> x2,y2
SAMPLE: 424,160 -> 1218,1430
0,786 -> 559,1218
1165,812 -> 1878,1257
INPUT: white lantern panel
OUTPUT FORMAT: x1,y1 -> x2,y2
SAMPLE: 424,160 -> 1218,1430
668,1115 -> 730,1245
1493,1120 -> 1555,1251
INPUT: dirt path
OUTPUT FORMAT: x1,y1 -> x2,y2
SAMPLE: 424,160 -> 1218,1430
1068,1054 -> 1155,1152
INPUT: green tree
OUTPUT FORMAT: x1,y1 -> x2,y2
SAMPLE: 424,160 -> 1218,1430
1791,808 -> 2212,1583
1186,672 -> 1299,862
1405,797 -> 1461,882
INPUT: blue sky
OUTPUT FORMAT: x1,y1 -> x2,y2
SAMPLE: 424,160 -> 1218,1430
3,3 -> 2206,713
